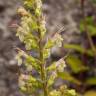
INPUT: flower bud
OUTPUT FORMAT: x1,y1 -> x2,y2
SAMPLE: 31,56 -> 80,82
17,7 -> 29,16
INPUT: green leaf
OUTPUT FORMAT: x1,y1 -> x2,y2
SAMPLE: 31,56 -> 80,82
19,74 -> 41,94
64,44 -> 94,57
66,55 -> 89,73
92,0 -> 96,3
85,17 -> 93,25
47,62 -> 57,72
85,77 -> 96,85
43,49 -> 50,59
80,17 -> 93,30
88,25 -> 96,36
87,49 -> 94,57
24,0 -> 34,9
64,44 -> 85,54
48,71 -> 57,87
49,90 -> 61,96
80,16 -> 96,36
58,72 -> 81,85
44,39 -> 54,49
84,90 -> 96,96
67,89 -> 77,96
24,38 -> 39,50
20,86 -> 27,92
26,56 -> 40,71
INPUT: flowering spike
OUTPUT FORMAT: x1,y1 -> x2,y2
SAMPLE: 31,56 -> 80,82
15,0 -> 77,96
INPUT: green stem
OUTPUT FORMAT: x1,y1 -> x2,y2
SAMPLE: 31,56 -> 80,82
38,28 -> 48,96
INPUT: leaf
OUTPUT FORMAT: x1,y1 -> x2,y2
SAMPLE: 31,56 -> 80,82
47,62 -> 57,72
85,17 -> 93,25
67,89 -> 77,96
19,74 -> 41,94
43,49 -> 50,59
92,0 -> 96,3
44,39 -> 54,49
88,25 -> 96,36
80,16 -> 96,36
49,90 -> 61,96
35,8 -> 41,16
24,38 -> 39,50
48,71 -> 57,87
64,44 -> 85,53
58,72 -> 81,85
87,49 -> 94,57
84,90 -> 96,96
66,55 -> 89,73
80,17 -> 93,32
85,77 -> 96,85
20,86 -> 27,93
64,44 -> 94,57
26,55 -> 40,71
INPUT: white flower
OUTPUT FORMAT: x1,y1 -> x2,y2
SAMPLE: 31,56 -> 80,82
55,58 -> 66,72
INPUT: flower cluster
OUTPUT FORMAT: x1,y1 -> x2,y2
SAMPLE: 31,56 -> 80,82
16,0 -> 77,96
